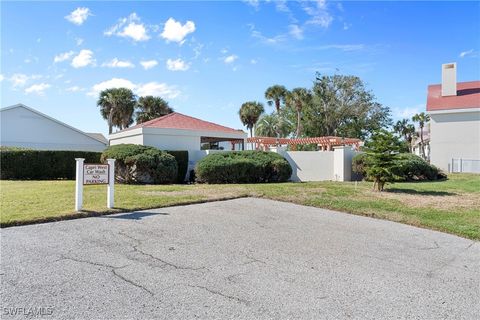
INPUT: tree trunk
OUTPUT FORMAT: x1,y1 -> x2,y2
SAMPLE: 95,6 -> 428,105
250,127 -> 254,150
420,125 -> 425,159
373,178 -> 385,191
108,108 -> 114,134
296,109 -> 302,138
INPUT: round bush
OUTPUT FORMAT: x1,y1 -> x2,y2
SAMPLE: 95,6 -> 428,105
195,151 -> 292,184
101,144 -> 177,184
352,152 -> 445,182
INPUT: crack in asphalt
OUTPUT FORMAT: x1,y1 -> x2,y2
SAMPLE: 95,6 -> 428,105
226,271 -> 251,283
187,284 -> 250,306
56,254 -> 154,296
427,242 -> 476,277
118,231 -> 207,272
111,268 -> 154,296
242,254 -> 267,266
418,240 -> 440,250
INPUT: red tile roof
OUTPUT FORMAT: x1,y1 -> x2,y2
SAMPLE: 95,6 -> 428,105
427,81 -> 480,111
124,112 -> 244,134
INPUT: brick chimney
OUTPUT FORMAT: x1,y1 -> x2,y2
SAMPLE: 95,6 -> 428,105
441,62 -> 457,96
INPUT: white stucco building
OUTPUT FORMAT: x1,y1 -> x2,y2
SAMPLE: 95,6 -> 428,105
0,104 -> 107,152
109,112 -> 247,169
427,63 -> 480,173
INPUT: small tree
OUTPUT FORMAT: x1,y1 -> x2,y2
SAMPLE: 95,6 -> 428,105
363,129 -> 401,191
412,112 -> 430,160
239,101 -> 264,149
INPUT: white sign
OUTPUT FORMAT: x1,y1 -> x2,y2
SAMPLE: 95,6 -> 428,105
83,164 -> 109,185
75,159 -> 116,211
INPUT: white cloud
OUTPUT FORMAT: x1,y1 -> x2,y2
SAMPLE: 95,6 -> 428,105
166,58 -> 190,71
459,49 -> 476,58
243,0 -> 259,9
250,59 -> 258,64
394,105 -> 423,120
136,82 -> 180,98
224,54 -> 238,64
289,24 -> 304,40
302,0 -> 333,28
249,24 -> 287,45
105,13 -> 150,42
71,49 -> 95,68
25,83 -> 51,95
65,7 -> 91,25
160,18 -> 195,43
54,51 -> 75,63
89,78 -> 180,99
318,44 -> 365,51
102,58 -> 135,68
66,86 -> 84,92
9,73 -> 30,87
76,38 -> 84,46
0,74 -> 4,82
140,60 -> 158,70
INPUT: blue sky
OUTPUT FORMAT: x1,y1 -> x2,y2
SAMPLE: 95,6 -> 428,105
1,1 -> 479,136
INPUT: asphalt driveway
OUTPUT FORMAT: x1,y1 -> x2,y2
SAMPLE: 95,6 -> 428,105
1,198 -> 479,319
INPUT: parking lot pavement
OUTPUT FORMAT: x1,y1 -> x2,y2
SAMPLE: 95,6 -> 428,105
1,198 -> 479,319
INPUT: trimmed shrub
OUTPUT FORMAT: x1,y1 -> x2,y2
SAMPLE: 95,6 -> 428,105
394,153 -> 446,181
352,152 -> 445,182
165,150 -> 188,183
101,144 -> 177,184
195,151 -> 292,184
0,150 -> 101,180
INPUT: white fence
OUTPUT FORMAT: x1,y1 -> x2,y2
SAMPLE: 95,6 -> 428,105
274,146 -> 359,182
450,159 -> 480,173
187,147 -> 359,182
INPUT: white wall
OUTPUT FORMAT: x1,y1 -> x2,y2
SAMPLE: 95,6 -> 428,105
0,106 -> 106,152
274,147 -> 358,182
282,151 -> 334,182
429,110 -> 480,172
109,132 -> 144,146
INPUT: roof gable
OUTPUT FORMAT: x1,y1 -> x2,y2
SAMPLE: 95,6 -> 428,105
121,112 -> 244,134
427,81 -> 480,112
0,104 -> 107,145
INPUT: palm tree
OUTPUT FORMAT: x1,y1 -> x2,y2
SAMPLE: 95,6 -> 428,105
404,124 -> 417,153
136,96 -> 173,124
239,101 -> 264,149
393,119 -> 418,153
265,85 -> 287,113
255,113 -> 293,138
412,112 -> 431,160
286,88 -> 312,138
97,88 -> 137,134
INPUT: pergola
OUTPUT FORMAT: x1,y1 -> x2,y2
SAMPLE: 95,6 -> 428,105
247,136 -> 362,151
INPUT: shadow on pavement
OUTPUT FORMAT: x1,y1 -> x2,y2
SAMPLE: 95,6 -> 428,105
99,211 -> 170,220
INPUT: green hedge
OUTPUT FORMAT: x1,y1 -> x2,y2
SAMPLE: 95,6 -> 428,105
165,150 -> 188,183
101,144 -> 177,184
195,151 -> 292,184
352,152 -> 445,182
0,150 -> 101,180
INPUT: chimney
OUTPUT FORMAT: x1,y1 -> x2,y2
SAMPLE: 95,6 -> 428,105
441,62 -> 457,96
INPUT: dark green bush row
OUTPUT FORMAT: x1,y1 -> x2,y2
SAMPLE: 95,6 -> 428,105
101,144 -> 177,184
195,151 -> 292,184
0,150 -> 101,180
165,150 -> 188,183
352,153 -> 445,182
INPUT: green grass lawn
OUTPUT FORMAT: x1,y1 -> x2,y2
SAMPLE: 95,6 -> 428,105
1,174 -> 479,239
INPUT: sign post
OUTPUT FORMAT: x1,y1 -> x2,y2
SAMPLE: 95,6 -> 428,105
75,158 -> 84,211
74,158 -> 115,211
107,159 -> 115,209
